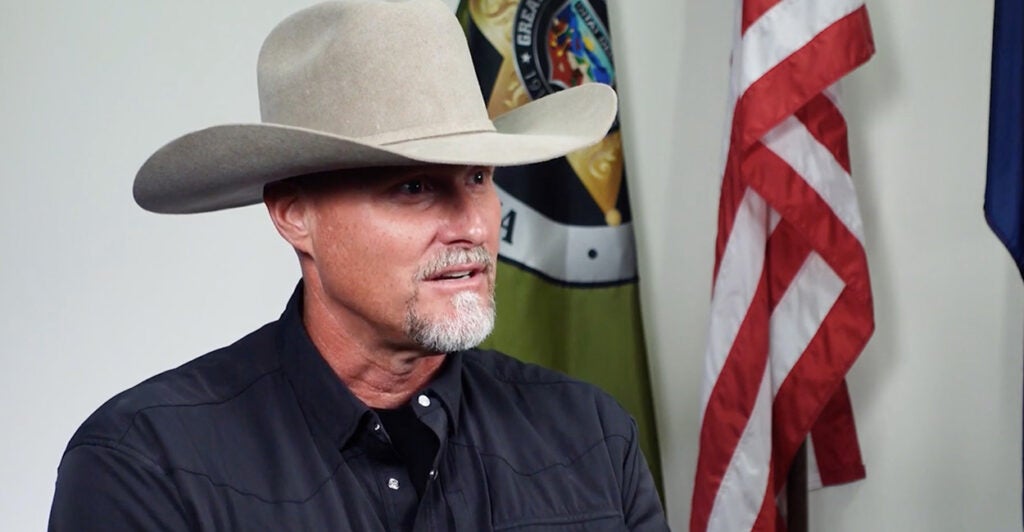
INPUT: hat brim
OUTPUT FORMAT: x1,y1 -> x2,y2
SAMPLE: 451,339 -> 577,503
134,83 -> 617,214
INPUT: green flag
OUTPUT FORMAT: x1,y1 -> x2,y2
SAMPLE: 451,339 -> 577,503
458,0 -> 662,490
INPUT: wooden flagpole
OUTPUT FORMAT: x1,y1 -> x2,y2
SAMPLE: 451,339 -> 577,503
786,441 -> 808,532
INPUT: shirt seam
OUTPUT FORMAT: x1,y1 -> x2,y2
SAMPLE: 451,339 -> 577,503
490,376 -> 581,386
66,438 -> 347,505
114,365 -> 284,445
448,433 -> 630,477
492,509 -> 624,530
62,440 -> 194,527
463,354 -> 603,389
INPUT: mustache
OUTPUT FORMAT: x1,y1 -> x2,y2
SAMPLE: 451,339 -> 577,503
417,247 -> 493,280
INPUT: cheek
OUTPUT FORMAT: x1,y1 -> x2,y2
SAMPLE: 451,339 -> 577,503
319,213 -> 425,284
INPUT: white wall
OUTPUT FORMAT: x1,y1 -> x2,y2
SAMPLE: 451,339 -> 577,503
1,1 -> 1019,530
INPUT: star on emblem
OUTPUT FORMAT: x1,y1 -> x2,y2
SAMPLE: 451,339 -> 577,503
520,52 -> 531,64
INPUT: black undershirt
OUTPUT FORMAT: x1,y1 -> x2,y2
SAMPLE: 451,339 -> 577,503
373,404 -> 439,498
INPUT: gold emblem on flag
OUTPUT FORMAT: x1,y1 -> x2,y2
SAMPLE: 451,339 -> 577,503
468,0 -> 624,227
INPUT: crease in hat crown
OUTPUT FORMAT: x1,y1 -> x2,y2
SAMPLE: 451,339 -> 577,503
257,0 -> 494,145
133,0 -> 619,214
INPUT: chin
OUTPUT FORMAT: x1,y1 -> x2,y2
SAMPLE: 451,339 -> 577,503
405,291 -> 495,353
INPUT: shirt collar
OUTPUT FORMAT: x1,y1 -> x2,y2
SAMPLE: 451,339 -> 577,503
276,282 -> 465,448
278,283 -> 368,449
420,349 -> 463,432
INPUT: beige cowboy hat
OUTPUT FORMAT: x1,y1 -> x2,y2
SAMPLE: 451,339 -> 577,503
133,0 -> 617,214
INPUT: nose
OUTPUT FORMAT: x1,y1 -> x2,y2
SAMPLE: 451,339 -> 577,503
437,181 -> 498,247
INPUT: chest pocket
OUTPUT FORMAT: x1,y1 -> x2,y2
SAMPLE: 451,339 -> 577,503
480,441 -> 627,531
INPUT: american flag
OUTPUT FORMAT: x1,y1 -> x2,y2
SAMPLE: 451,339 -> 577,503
690,1 -> 876,530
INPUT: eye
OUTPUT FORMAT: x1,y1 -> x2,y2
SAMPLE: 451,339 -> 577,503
399,180 -> 425,194
471,170 -> 487,185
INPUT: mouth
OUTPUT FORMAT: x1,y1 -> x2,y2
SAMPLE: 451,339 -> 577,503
426,263 -> 487,282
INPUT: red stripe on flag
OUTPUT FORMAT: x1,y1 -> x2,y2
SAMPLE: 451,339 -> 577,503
766,219 -> 813,311
732,6 -> 875,150
810,381 -> 867,486
794,94 -> 852,174
771,286 -> 874,491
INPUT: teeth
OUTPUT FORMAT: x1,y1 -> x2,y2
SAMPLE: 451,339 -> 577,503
440,271 -> 471,280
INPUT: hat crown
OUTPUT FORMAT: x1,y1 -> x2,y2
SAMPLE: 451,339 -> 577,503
257,0 -> 494,143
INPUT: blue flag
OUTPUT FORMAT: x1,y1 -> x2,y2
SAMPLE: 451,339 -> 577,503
985,0 -> 1024,279
985,1 -> 1024,523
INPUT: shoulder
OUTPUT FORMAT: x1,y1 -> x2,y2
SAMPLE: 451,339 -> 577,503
459,348 -> 637,439
462,348 -> 622,401
63,321 -> 283,463
452,349 -> 655,527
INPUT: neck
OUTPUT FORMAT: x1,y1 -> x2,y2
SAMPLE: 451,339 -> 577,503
301,280 -> 444,410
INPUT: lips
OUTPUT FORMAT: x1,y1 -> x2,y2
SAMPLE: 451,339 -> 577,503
426,263 -> 487,282
418,246 -> 493,285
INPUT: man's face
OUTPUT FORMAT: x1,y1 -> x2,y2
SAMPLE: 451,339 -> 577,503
301,165 -> 501,354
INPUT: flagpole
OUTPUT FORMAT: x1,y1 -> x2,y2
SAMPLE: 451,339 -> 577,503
786,441 -> 808,532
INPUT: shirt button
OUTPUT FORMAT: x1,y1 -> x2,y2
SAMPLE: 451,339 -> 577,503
387,478 -> 400,490
372,422 -> 382,432
428,469 -> 437,480
417,394 -> 431,407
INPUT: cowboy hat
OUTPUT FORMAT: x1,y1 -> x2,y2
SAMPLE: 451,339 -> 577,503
133,0 -> 618,214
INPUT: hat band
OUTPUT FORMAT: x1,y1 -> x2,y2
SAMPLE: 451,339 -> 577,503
358,121 -> 496,146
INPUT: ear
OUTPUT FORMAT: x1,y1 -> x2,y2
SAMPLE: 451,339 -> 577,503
264,181 -> 314,255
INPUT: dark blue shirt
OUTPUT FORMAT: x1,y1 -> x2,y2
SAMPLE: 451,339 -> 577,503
50,288 -> 668,531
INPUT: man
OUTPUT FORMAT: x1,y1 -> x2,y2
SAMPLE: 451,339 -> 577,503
49,1 -> 668,530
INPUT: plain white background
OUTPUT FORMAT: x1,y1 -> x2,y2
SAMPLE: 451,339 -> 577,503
2,0 -> 1021,530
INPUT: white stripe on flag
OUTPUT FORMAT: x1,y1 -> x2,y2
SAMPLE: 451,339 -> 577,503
769,251 -> 845,396
701,187 -> 769,418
